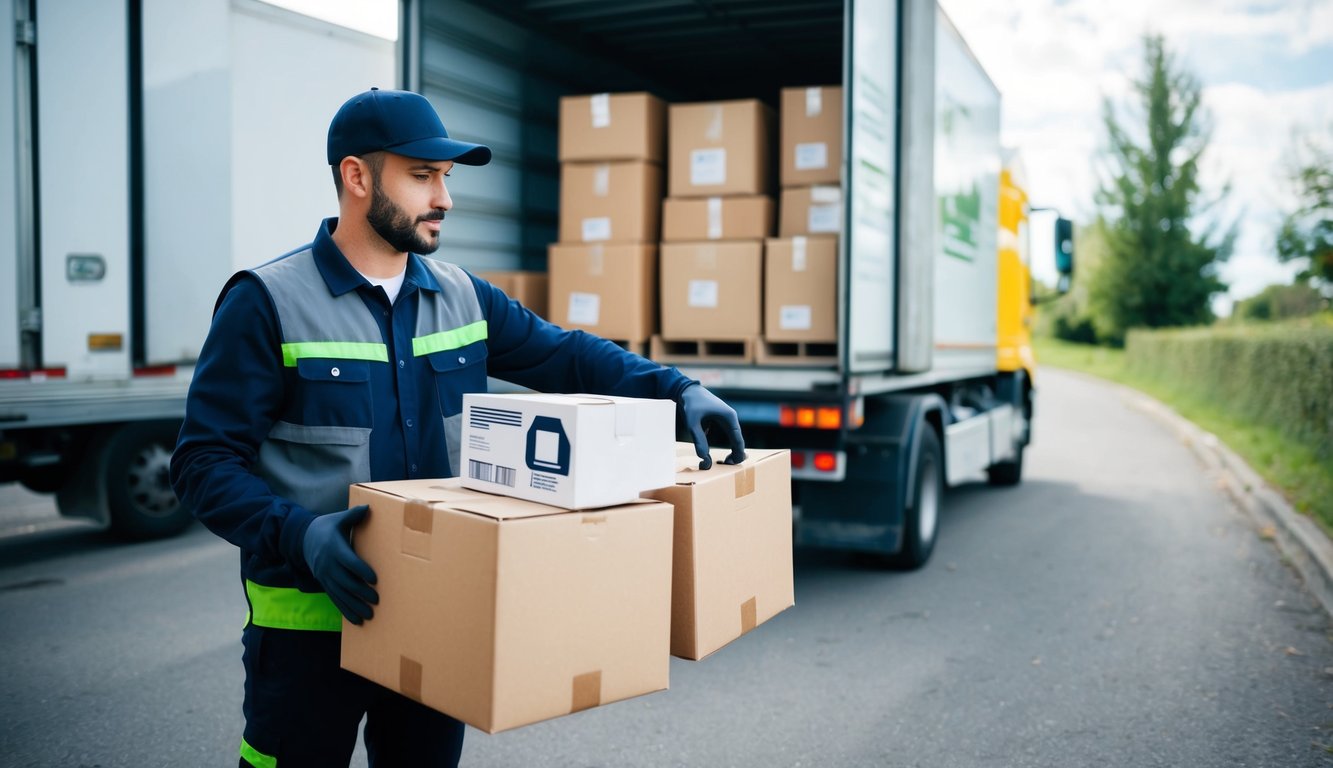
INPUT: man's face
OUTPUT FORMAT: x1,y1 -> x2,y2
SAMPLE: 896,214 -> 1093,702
365,154 -> 454,255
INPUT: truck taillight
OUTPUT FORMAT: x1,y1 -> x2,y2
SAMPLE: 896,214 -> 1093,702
779,405 -> 845,430
813,452 -> 837,472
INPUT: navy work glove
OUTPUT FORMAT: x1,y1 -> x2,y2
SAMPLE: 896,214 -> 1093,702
301,505 -> 378,625
678,383 -> 747,470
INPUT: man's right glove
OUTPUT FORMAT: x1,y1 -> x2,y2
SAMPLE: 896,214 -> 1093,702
301,505 -> 378,625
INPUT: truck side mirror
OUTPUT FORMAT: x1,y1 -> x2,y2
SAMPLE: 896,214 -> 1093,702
1054,217 -> 1074,293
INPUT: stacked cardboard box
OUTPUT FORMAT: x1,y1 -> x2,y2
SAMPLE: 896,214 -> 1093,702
655,100 -> 774,363
476,270 -> 549,320
766,86 -> 842,364
549,93 -> 665,347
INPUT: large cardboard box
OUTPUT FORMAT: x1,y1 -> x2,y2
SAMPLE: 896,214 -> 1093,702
659,241 -> 762,340
778,185 -> 843,237
547,243 -> 656,341
476,270 -> 549,319
559,92 -> 666,163
662,195 -> 774,242
643,445 -> 794,660
780,86 -> 843,187
559,161 -> 663,244
460,392 -> 676,510
765,236 -> 838,342
341,478 -> 673,733
668,99 -> 774,198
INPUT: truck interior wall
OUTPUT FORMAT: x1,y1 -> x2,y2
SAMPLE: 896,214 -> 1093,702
418,0 -> 841,273
37,0 -> 131,378
1,0 -> 18,368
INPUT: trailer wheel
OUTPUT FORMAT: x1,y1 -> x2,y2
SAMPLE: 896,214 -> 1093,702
103,421 -> 193,540
889,425 -> 942,570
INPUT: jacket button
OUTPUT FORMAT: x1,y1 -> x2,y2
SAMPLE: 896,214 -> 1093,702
458,356 -> 466,364
331,367 -> 340,377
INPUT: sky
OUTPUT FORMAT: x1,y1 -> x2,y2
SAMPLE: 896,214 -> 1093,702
938,0 -> 1333,309
263,0 -> 1331,310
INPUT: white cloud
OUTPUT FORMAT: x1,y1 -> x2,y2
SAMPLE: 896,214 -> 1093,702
940,0 -> 1333,302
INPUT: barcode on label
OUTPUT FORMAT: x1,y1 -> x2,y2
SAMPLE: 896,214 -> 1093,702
468,460 -> 516,487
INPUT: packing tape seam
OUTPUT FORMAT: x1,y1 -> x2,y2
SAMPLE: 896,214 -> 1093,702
571,670 -> 603,713
400,656 -> 423,702
741,596 -> 758,633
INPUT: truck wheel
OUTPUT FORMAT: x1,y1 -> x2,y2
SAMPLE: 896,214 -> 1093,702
103,421 -> 193,540
889,425 -> 942,570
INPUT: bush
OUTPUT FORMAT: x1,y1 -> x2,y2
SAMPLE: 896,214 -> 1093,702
1124,323 -> 1333,459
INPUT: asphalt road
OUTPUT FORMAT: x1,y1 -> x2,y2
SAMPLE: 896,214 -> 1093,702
1,368 -> 1330,767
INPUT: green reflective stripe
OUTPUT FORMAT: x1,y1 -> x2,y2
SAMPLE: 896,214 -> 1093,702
240,738 -> 277,768
281,341 -> 389,367
245,580 -> 342,632
412,320 -> 488,356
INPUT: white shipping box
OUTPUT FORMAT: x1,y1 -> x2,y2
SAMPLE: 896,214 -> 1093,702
461,393 -> 676,510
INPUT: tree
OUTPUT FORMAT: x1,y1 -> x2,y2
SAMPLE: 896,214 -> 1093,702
1276,134 -> 1333,295
1234,281 -> 1325,322
1090,34 -> 1234,345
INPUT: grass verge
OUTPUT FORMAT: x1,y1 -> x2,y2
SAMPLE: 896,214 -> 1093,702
1034,335 -> 1333,537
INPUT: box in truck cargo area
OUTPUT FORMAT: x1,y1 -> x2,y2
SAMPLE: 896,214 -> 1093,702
341,478 -> 673,733
668,100 -> 774,198
547,243 -> 657,343
559,161 -> 663,244
659,241 -> 762,341
475,271 -> 549,320
643,444 -> 795,660
780,86 -> 843,188
559,92 -> 666,163
764,236 -> 838,343
779,185 -> 844,237
662,195 -> 774,242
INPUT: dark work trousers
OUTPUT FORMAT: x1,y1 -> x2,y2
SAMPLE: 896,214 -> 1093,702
239,625 -> 465,767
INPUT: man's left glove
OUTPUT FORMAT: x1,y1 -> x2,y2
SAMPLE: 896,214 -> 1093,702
301,505 -> 378,625
678,383 -> 747,470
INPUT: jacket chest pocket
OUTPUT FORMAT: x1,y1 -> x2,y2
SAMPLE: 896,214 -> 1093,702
294,358 -> 373,428
426,340 -> 489,417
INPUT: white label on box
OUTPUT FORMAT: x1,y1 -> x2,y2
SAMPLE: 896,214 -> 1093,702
534,429 -> 561,466
707,197 -> 723,239
590,93 -> 611,128
795,142 -> 828,170
808,204 -> 841,233
582,217 -> 611,242
811,185 -> 842,204
688,279 -> 719,308
691,148 -> 727,186
792,236 -> 808,272
806,87 -> 823,117
567,292 -> 600,326
780,305 -> 813,330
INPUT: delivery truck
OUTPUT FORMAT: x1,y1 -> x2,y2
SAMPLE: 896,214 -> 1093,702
0,0 -> 398,536
406,0 -> 1073,568
2,0 -> 1072,563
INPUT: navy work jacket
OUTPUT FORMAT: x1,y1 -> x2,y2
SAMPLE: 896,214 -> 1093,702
171,218 -> 693,594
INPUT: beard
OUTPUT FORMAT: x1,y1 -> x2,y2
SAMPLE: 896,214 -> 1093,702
367,178 -> 445,255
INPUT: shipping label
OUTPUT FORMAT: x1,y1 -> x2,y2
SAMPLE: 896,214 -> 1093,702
690,148 -> 727,186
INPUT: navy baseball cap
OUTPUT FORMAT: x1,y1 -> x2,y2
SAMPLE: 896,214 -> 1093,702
327,87 -> 492,166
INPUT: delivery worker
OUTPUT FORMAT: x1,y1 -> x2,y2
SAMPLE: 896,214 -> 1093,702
171,87 -> 746,768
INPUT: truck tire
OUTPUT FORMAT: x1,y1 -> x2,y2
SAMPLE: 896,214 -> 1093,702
103,421 -> 193,540
889,425 -> 942,570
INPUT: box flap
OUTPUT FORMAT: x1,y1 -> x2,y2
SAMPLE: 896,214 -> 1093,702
668,443 -> 789,485
362,477 -> 663,521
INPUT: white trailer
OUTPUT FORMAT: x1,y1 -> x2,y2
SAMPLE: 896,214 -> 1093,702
0,0 -> 396,536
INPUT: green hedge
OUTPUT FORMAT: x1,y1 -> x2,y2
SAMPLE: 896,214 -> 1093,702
1124,324 -> 1333,460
